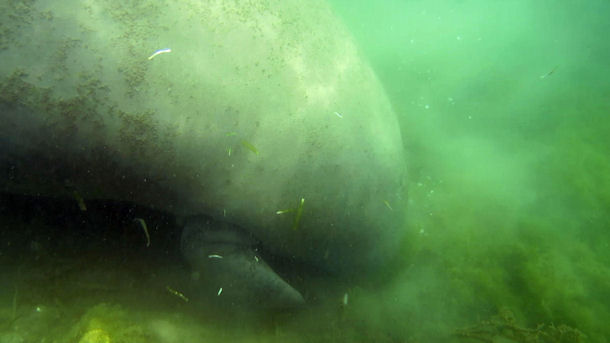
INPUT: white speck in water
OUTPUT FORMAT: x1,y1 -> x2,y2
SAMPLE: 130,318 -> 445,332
343,293 -> 349,306
424,104 -> 430,110
456,35 -> 462,40
217,288 -> 223,296
468,115 -> 473,120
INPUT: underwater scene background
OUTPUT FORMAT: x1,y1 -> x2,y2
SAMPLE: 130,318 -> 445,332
1,0 -> 609,342
330,0 -> 609,341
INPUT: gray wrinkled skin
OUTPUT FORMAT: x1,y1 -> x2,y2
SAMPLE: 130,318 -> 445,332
0,0 -> 407,306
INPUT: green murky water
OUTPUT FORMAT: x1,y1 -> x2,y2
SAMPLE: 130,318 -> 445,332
329,0 -> 610,341
1,1 -> 609,342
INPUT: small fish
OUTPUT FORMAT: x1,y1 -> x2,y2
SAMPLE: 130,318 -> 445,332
254,256 -> 259,262
208,254 -> 223,259
342,293 -> 349,306
334,111 -> 343,118
292,197 -> 305,230
73,191 -> 87,211
241,140 -> 259,155
148,48 -> 172,60
217,287 -> 223,296
166,286 -> 189,302
134,218 -> 151,247
383,200 -> 393,211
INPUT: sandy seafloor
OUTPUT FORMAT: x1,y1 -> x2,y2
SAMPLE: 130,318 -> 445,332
2,0 -> 610,342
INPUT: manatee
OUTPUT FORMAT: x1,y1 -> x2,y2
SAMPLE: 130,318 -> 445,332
0,0 -> 407,310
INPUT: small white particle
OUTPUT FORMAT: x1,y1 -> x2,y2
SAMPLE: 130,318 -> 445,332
217,287 -> 223,296
208,254 -> 223,259
334,111 -> 343,118
148,48 -> 172,60
424,104 -> 430,110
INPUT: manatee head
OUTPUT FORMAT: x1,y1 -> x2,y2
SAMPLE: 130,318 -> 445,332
0,0 -> 407,311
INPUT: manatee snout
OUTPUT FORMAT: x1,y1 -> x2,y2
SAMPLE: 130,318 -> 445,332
180,216 -> 305,311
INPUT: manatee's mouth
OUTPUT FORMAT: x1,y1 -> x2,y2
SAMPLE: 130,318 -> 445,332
0,192 -> 305,314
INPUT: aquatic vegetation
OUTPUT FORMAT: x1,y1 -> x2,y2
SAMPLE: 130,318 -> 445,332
79,328 -> 110,343
67,303 -> 150,343
292,197 -> 305,230
455,308 -> 585,343
276,197 -> 306,230
241,140 -> 259,156
133,218 -> 151,247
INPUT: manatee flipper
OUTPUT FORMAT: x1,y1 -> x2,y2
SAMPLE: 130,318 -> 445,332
180,216 -> 305,311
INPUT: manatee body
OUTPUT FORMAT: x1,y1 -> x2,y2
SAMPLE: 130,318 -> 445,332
0,0 -> 407,308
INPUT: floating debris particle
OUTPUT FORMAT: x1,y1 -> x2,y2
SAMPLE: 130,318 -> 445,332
292,197 -> 305,230
225,131 -> 237,136
241,140 -> 259,155
540,65 -> 559,79
148,48 -> 171,60
334,111 -> 343,118
383,200 -> 393,210
133,218 -> 151,247
217,287 -> 223,296
73,191 -> 87,211
342,293 -> 349,306
227,146 -> 232,156
166,286 -> 189,302
254,256 -> 259,262
276,209 -> 294,215
208,254 -> 223,259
